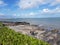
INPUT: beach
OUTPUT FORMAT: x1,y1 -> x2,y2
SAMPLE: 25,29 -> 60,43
7,22 -> 60,45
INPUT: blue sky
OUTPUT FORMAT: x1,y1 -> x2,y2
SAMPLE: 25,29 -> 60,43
0,0 -> 60,18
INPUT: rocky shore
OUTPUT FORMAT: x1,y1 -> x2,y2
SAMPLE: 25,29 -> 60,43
4,22 -> 60,45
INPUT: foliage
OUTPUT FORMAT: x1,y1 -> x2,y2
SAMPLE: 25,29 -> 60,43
0,23 -> 50,45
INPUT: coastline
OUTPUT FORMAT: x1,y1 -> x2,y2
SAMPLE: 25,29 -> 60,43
0,21 -> 60,45
3,21 -> 60,45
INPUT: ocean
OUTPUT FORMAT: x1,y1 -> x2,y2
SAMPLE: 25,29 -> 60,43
0,17 -> 60,29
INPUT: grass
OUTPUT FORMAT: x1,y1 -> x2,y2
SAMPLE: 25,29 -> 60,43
0,22 -> 50,45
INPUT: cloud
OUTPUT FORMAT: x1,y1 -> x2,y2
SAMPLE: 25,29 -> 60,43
16,7 -> 60,18
50,0 -> 60,6
41,7 -> 60,15
42,8 -> 50,13
17,12 -> 38,18
18,0 -> 53,9
0,0 -> 7,6
18,0 -> 43,9
17,0 -> 60,9
29,12 -> 36,16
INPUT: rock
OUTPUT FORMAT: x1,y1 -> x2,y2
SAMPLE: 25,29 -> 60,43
30,31 -> 38,36
2,22 -> 30,26
57,40 -> 60,45
51,29 -> 59,33
47,39 -> 55,45
15,22 -> 30,25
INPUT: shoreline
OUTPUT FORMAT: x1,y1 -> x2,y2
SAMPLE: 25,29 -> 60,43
9,25 -> 60,45
0,21 -> 60,45
5,22 -> 60,45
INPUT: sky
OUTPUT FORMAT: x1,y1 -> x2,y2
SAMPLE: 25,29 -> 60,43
0,0 -> 60,18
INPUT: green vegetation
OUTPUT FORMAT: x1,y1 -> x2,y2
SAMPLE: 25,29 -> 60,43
0,23 -> 49,45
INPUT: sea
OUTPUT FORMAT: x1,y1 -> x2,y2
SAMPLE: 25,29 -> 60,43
0,17 -> 60,30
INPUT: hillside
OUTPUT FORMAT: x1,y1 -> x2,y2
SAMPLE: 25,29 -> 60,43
0,23 -> 49,45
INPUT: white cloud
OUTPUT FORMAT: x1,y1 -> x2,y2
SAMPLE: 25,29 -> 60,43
22,8 -> 60,16
54,0 -> 60,4
43,8 -> 50,13
29,12 -> 36,16
41,7 -> 60,15
17,7 -> 60,18
56,0 -> 60,2
50,0 -> 60,6
18,0 -> 53,9
12,14 -> 20,18
17,0 -> 60,9
0,0 -> 7,6
18,0 -> 42,9
18,12 -> 38,18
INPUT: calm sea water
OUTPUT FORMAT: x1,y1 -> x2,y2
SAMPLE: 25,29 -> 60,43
0,18 -> 60,29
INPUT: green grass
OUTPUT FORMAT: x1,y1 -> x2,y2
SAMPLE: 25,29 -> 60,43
0,23 -> 50,45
